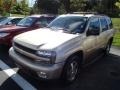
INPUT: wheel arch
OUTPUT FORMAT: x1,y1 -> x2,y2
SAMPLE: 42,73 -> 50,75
65,50 -> 84,64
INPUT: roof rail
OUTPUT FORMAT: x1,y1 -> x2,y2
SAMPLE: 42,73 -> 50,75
70,12 -> 98,14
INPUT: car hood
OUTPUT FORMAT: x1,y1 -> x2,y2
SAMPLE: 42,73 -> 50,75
14,28 -> 79,50
0,26 -> 28,32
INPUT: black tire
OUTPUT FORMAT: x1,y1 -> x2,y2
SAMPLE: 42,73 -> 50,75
61,55 -> 80,84
0,44 -> 9,51
104,41 -> 112,55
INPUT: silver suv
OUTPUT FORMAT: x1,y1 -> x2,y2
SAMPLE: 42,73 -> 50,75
9,13 -> 115,83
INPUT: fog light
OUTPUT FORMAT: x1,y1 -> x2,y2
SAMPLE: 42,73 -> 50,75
37,72 -> 47,78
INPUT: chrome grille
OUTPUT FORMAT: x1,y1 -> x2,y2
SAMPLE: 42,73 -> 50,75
14,42 -> 36,54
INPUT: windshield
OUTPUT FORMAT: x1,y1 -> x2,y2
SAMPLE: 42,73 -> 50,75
0,17 -> 11,25
48,16 -> 87,33
17,17 -> 37,27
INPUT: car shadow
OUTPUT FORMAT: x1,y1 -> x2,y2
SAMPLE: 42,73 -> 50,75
16,53 -> 120,90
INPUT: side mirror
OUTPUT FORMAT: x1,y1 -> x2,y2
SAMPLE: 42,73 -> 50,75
87,27 -> 100,36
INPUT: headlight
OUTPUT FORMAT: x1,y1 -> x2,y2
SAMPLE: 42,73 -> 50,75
0,33 -> 10,37
36,50 -> 56,64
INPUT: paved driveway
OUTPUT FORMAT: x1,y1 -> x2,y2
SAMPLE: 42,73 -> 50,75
0,47 -> 120,90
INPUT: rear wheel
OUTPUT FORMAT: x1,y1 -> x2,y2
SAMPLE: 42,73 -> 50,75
104,40 -> 112,55
61,55 -> 80,83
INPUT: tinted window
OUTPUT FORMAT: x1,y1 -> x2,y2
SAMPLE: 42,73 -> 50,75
35,17 -> 55,27
106,17 -> 113,29
100,17 -> 108,31
17,17 -> 37,27
0,17 -> 11,25
9,18 -> 22,24
0,17 -> 7,22
46,17 -> 56,24
88,17 -> 100,31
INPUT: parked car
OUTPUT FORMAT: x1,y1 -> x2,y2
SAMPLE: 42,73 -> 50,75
0,17 -> 7,22
0,14 -> 56,46
0,17 -> 23,26
9,13 -> 115,83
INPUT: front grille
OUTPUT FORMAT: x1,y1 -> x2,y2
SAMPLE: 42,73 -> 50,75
14,49 -> 35,61
14,42 -> 36,54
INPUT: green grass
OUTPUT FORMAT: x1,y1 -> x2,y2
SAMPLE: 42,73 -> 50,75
112,18 -> 120,47
112,32 -> 120,46
112,18 -> 120,31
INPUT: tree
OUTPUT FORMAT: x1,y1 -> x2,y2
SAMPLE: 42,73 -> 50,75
20,0 -> 30,15
60,0 -> 87,13
60,0 -> 70,13
11,0 -> 30,15
36,0 -> 60,14
116,0 -> 120,9
70,0 -> 87,11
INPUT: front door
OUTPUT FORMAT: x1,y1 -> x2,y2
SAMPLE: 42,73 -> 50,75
83,17 -> 101,64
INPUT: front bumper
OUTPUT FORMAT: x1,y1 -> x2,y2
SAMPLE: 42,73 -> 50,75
9,47 -> 65,79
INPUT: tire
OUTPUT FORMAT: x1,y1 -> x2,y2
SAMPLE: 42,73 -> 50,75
104,41 -> 112,55
61,55 -> 80,84
0,44 -> 9,51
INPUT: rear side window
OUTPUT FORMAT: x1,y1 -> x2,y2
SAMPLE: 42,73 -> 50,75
100,17 -> 108,32
106,17 -> 113,29
10,18 -> 22,24
46,17 -> 56,24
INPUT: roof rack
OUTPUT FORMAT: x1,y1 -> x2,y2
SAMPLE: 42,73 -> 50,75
70,12 -> 98,15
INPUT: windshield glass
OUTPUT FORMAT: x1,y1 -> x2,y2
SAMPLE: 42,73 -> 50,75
0,17 -> 11,25
48,16 -> 87,33
17,17 -> 37,27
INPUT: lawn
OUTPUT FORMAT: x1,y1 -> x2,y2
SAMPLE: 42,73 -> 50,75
112,18 -> 120,31
112,18 -> 120,47
112,32 -> 120,46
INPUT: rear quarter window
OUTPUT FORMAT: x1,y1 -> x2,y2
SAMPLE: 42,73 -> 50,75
106,17 -> 113,29
100,17 -> 109,32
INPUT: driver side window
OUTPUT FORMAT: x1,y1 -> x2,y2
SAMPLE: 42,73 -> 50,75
87,17 -> 100,36
88,17 -> 100,31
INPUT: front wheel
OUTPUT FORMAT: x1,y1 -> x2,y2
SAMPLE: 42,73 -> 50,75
61,56 -> 80,83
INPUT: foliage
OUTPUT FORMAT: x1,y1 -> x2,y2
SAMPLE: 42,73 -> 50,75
66,0 -> 87,12
11,0 -> 30,15
0,0 -> 30,16
35,0 -> 119,16
36,0 -> 60,14
115,0 -> 120,9
35,0 -> 88,14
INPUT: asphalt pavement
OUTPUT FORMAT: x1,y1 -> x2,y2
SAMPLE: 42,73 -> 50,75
0,46 -> 120,90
